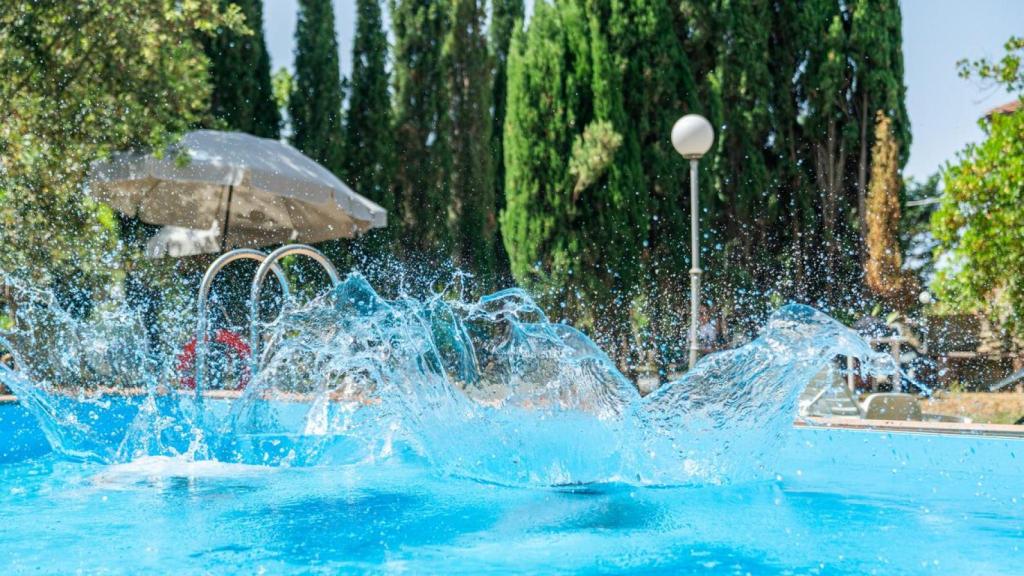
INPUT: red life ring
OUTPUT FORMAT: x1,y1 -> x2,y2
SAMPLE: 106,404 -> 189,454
176,329 -> 251,390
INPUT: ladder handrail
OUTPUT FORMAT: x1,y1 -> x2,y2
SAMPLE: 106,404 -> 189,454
248,244 -> 341,378
195,249 -> 290,394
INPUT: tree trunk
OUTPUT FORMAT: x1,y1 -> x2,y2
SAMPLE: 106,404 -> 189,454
2,284 -> 16,329
1,283 -> 16,377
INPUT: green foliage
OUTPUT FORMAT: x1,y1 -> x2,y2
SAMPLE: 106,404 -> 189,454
933,108 -> 1024,333
705,0 -> 910,313
0,0 -> 921,375
203,0 -> 280,138
489,0 -> 525,275
569,121 -> 622,197
755,0 -> 816,305
614,0 -> 702,367
447,0 -> 498,282
344,0 -> 395,256
502,0 -> 649,351
271,68 -> 293,112
289,0 -> 345,176
502,1 -> 578,295
934,37 -> 1024,335
0,1 -> 241,316
710,0 -> 773,274
503,0 -> 912,369
391,0 -> 453,258
958,36 -> 1024,93
849,0 -> 911,165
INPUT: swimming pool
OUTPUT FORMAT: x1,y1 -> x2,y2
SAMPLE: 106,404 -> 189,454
2,283 -> 1022,574
1,401 -> 1021,575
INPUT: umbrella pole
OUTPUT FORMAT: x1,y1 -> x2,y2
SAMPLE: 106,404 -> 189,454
221,185 -> 234,251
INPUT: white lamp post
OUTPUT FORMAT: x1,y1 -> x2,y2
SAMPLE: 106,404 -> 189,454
671,114 -> 715,369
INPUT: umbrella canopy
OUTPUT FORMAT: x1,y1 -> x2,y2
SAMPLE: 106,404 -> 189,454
89,130 -> 386,255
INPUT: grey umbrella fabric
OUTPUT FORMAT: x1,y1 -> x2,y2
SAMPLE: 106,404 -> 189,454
89,130 -> 386,255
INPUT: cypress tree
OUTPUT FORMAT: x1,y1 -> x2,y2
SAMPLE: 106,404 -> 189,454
290,0 -> 345,176
345,0 -> 394,253
502,0 -> 913,370
447,0 -> 497,281
490,0 -> 523,132
865,111 -> 915,309
712,0 -> 774,273
391,0 -> 453,258
849,0 -> 910,245
585,0 -> 649,284
502,1 -> 580,297
576,0 -> 651,358
502,0 -> 646,355
765,0 -> 817,301
800,0 -> 860,299
203,0 -> 280,138
611,0 -> 700,262
607,0 -> 702,368
797,0 -> 911,305
489,0 -> 524,274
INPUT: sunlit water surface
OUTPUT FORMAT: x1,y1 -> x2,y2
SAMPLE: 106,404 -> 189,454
1,449 -> 1021,575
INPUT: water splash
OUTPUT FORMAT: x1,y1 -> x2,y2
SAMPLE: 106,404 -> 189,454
1,273 -> 896,485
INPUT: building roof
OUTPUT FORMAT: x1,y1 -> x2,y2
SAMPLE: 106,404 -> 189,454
984,99 -> 1022,120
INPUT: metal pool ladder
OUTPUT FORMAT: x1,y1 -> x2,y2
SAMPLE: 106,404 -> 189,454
194,244 -> 341,392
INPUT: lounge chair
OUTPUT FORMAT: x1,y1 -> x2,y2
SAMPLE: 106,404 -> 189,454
860,393 -> 922,421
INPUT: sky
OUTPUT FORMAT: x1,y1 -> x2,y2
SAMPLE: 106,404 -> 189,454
264,0 -> 1022,181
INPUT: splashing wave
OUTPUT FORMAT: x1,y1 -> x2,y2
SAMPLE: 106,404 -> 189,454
0,274 -> 894,485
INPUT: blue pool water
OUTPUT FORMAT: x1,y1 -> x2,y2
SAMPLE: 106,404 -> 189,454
2,402 -> 1022,575
1,277 -> 1022,573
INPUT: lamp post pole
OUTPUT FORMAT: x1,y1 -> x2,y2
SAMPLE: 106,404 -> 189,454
688,158 -> 701,369
671,114 -> 714,370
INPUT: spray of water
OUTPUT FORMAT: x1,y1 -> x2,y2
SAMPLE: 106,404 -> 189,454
0,272 -> 896,486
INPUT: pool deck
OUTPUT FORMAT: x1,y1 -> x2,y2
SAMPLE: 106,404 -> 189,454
796,415 -> 1024,438
4,392 -> 1023,438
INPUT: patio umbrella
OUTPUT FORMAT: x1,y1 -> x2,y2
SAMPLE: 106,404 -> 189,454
88,130 -> 386,256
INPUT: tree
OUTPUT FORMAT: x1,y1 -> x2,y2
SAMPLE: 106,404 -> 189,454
289,0 -> 345,176
502,1 -> 580,302
0,1 -> 243,322
957,36 -> 1024,95
849,0 -> 910,245
447,0 -> 497,281
800,1 -> 857,295
589,0 -> 704,366
761,0 -> 818,302
707,0 -> 774,281
865,111 -> 915,309
933,108 -> 1024,333
391,0 -> 453,258
933,37 -> 1024,335
203,0 -> 280,138
344,0 -> 395,255
749,0 -> 909,309
489,0 -> 524,274
501,0 -> 913,367
901,173 -> 941,291
502,0 -> 649,359
272,68 -> 293,115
